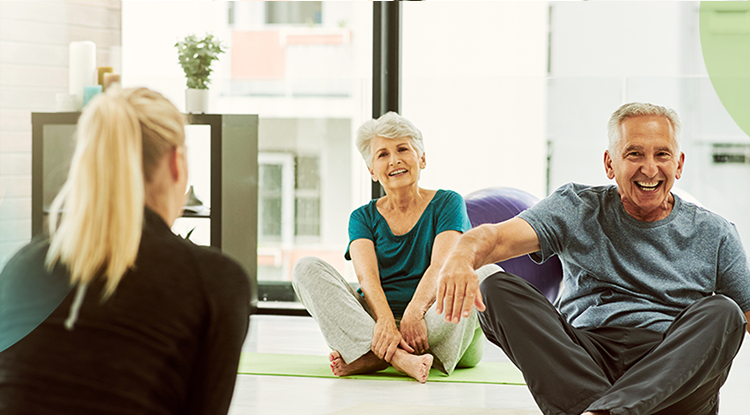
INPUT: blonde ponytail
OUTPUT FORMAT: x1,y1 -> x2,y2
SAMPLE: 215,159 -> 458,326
46,87 -> 184,298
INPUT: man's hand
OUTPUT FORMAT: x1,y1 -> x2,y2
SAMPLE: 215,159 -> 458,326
436,256 -> 485,324
400,310 -> 429,354
436,219 -> 540,324
372,319 -> 413,362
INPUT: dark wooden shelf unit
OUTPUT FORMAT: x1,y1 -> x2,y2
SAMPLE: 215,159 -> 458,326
31,112 -> 260,312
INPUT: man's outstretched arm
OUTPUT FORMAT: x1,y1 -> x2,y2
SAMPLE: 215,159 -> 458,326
436,217 -> 541,324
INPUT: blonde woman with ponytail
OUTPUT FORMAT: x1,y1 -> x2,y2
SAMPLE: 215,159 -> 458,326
0,87 -> 250,415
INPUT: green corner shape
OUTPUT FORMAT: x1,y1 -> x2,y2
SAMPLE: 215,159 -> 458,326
700,1 -> 750,137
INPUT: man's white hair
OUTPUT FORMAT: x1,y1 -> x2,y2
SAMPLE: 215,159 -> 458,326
607,102 -> 682,153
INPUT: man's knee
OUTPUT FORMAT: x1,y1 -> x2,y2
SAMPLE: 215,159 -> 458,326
479,271 -> 511,293
478,272 -> 533,337
673,295 -> 747,343
479,271 -> 534,304
695,295 -> 746,328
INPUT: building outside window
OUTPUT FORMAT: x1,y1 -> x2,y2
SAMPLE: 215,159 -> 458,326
121,1 -> 373,307
227,2 -> 372,303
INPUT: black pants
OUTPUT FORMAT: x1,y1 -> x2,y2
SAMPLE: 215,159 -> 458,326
478,272 -> 747,415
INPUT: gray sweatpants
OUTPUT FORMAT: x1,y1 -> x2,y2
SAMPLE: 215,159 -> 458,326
291,256 -> 501,375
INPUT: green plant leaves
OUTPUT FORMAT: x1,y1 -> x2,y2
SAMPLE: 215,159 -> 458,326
175,34 -> 225,90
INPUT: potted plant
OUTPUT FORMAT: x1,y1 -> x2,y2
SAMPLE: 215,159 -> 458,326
175,34 -> 225,113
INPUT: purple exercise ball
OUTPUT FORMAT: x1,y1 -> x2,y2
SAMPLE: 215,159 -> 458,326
464,187 -> 562,302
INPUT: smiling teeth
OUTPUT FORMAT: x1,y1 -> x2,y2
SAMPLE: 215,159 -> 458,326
637,181 -> 659,189
389,169 -> 407,176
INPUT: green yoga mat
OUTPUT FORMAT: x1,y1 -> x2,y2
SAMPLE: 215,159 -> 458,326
237,353 -> 525,385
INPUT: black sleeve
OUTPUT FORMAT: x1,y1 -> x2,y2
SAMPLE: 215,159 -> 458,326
185,249 -> 251,415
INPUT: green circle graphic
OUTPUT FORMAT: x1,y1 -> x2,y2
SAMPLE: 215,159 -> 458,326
700,1 -> 750,137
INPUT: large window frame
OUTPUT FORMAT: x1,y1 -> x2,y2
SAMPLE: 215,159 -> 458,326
257,1 -> 405,315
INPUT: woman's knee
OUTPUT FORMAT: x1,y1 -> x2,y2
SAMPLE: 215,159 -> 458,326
291,256 -> 328,288
476,264 -> 503,281
457,327 -> 485,368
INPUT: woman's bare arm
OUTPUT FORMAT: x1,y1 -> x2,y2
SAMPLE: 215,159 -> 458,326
400,230 -> 463,352
405,230 -> 462,317
349,238 -> 414,362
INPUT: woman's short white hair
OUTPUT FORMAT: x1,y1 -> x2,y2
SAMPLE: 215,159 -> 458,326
355,112 -> 424,169
607,102 -> 682,153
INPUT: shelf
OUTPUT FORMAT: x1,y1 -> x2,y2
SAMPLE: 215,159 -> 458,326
43,207 -> 211,218
181,209 -> 211,218
256,301 -> 310,317
32,112 -> 261,313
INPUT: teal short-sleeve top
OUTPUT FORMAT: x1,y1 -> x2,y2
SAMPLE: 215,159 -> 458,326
345,189 -> 471,317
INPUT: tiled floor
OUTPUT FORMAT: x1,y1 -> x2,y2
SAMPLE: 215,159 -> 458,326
229,315 -> 750,415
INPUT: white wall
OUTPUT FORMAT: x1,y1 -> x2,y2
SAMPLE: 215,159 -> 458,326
550,2 -> 689,78
547,1 -> 750,244
121,1 -> 229,112
0,0 -> 121,269
401,2 -> 550,199
547,2 -> 696,192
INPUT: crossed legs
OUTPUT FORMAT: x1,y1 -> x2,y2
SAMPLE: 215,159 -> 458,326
478,272 -> 746,415
292,257 -> 434,382
292,257 -> 500,382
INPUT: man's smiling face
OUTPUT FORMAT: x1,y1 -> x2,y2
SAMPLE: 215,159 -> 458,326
604,115 -> 685,222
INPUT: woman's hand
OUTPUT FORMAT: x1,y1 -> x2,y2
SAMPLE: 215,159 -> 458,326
372,319 -> 413,362
400,310 -> 429,354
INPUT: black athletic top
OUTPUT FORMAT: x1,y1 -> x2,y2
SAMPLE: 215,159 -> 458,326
0,208 -> 251,414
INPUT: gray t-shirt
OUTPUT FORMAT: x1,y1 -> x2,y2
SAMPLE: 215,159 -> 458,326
518,183 -> 750,333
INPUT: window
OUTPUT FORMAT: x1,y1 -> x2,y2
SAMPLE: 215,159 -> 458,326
259,164 -> 284,241
265,2 -> 322,25
400,2 -> 549,200
257,152 -> 322,245
294,156 -> 321,238
122,1 -> 372,310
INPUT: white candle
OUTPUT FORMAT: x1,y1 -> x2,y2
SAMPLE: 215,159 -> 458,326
69,41 -> 97,111
55,93 -> 77,112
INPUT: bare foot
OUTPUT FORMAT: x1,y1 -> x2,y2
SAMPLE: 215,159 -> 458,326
329,350 -> 388,377
390,349 -> 433,383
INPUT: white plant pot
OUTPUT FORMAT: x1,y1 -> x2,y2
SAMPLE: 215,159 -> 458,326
185,88 -> 209,114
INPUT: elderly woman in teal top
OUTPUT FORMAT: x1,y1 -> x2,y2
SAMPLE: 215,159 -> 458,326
292,112 -> 498,383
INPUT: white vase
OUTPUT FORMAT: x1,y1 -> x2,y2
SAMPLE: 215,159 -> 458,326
185,88 -> 209,114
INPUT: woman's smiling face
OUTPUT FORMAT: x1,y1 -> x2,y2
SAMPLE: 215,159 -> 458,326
368,136 -> 425,191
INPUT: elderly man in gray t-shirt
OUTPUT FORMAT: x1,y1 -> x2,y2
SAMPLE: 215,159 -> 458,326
436,102 -> 750,415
